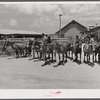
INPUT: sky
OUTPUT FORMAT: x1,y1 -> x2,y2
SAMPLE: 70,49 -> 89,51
0,3 -> 100,34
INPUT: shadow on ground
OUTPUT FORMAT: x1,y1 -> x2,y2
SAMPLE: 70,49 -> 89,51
94,61 -> 100,66
53,60 -> 68,67
73,59 -> 82,65
83,61 -> 95,67
41,60 -> 56,67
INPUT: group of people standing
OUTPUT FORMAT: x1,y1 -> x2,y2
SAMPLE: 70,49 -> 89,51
41,33 -> 52,44
75,34 -> 96,46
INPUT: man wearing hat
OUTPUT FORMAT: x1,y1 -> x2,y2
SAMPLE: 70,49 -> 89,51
47,35 -> 51,44
42,33 -> 47,43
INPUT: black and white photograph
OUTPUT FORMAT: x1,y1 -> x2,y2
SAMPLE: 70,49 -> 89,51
1,1 -> 100,90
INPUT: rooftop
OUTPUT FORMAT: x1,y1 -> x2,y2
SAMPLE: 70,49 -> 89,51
55,20 -> 87,34
0,29 -> 41,35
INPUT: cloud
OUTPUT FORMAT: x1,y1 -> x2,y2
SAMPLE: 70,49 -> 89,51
62,4 -> 100,17
9,19 -> 17,26
72,4 -> 99,16
3,3 -> 100,34
4,4 -> 59,15
31,16 -> 51,28
59,4 -> 100,27
0,24 -> 3,28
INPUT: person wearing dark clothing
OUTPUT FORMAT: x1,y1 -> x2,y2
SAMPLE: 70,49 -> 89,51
47,36 -> 51,44
75,35 -> 79,44
74,35 -> 80,61
28,39 -> 33,56
42,33 -> 47,42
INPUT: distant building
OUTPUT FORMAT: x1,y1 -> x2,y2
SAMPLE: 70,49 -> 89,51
89,26 -> 100,41
80,26 -> 100,41
0,29 -> 42,39
52,20 -> 87,40
49,33 -> 58,39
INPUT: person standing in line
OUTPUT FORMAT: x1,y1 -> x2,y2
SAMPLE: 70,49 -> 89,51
75,35 -> 80,44
40,33 -> 47,59
41,33 -> 47,43
47,35 -> 52,44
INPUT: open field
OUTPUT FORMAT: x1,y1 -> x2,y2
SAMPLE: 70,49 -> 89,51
0,53 -> 100,89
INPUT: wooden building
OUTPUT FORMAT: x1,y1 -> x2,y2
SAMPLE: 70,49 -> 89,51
52,20 -> 87,40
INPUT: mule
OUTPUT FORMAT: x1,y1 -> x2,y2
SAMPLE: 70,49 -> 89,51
26,39 -> 33,56
42,41 -> 55,65
32,40 -> 43,59
67,42 -> 73,59
3,41 -> 28,58
94,42 -> 100,62
72,40 -> 82,62
83,43 -> 94,63
54,41 -> 69,65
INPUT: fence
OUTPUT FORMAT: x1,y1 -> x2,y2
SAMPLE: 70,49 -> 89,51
51,38 -> 73,43
7,38 -> 32,43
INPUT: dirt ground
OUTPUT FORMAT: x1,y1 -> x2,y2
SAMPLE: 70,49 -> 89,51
0,52 -> 100,89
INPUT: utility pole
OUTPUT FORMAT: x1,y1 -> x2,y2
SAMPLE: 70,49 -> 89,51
59,14 -> 62,38
96,23 -> 97,27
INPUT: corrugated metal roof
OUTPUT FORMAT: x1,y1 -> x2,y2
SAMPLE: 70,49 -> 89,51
0,29 -> 41,35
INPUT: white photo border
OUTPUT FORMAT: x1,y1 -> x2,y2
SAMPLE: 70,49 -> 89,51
0,1 -> 100,98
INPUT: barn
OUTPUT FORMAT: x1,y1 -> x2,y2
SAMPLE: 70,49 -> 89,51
54,20 -> 87,40
0,29 -> 42,40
